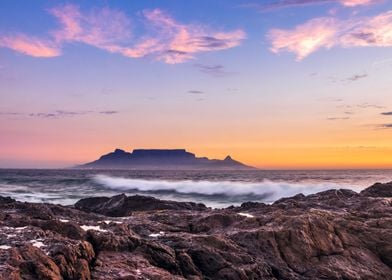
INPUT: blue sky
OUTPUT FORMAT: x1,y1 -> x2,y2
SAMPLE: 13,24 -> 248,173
1,0 -> 392,168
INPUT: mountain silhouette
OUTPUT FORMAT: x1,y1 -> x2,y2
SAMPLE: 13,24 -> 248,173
77,148 -> 255,170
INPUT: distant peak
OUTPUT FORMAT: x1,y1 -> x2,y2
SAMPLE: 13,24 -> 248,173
79,148 -> 255,170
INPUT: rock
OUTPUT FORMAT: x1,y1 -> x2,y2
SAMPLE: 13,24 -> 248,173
0,181 -> 391,279
0,196 -> 15,204
360,181 -> 392,197
4,245 -> 62,279
75,194 -> 207,216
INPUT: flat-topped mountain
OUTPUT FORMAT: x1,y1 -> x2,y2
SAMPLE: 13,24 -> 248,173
77,148 -> 254,170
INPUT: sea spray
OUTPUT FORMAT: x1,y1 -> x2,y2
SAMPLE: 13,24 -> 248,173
93,174 -> 349,202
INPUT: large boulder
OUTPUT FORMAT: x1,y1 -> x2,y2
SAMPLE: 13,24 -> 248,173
75,194 -> 207,216
360,182 -> 392,197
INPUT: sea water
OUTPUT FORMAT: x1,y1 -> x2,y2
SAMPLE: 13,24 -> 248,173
0,169 -> 391,208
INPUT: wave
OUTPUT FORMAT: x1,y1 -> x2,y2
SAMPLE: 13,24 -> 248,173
93,174 -> 359,202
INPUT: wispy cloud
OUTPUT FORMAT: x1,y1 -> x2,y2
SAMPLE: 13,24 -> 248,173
194,64 -> 231,77
0,34 -> 61,57
119,9 -> 246,64
346,73 -> 368,82
357,103 -> 386,109
247,0 -> 381,11
381,111 -> 392,115
0,112 -> 23,116
326,117 -> 350,120
379,123 -> 392,128
0,110 -> 118,119
187,90 -> 204,94
99,110 -> 118,115
0,5 -> 245,64
49,4 -> 132,51
29,110 -> 91,119
268,10 -> 392,60
340,0 -> 381,6
329,73 -> 368,84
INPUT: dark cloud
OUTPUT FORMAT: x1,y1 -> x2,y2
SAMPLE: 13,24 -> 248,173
29,113 -> 58,118
99,110 -> 118,115
346,73 -> 368,82
1,110 -> 119,119
187,90 -> 204,94
0,112 -> 22,116
330,73 -> 368,84
357,103 -> 386,109
242,0 -> 333,12
194,64 -> 230,77
192,36 -> 228,48
351,32 -> 377,44
326,117 -> 350,121
29,110 -> 90,119
165,49 -> 188,56
381,112 -> 392,116
328,73 -> 369,84
242,0 -> 380,12
380,123 -> 392,128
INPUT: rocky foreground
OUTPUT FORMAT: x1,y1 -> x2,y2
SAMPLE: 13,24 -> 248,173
0,183 -> 391,280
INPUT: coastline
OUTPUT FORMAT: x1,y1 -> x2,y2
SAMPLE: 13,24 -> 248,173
0,181 -> 391,279
2,168 -> 392,209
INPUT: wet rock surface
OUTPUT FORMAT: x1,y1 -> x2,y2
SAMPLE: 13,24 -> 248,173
0,182 -> 391,279
75,194 -> 207,216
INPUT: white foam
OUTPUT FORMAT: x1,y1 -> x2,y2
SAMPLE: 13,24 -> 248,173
93,175 -> 355,202
149,231 -> 165,238
0,245 -> 11,250
102,220 -> 122,225
80,225 -> 108,232
30,240 -> 45,248
238,212 -> 255,218
14,226 -> 28,231
59,219 -> 69,223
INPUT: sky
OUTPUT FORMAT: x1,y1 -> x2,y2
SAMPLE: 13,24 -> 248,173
1,0 -> 392,169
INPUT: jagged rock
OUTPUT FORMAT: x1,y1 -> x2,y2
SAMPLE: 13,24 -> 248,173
0,181 -> 391,279
360,181 -> 392,197
75,194 -> 207,216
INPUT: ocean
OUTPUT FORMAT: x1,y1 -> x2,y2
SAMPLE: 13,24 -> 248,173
0,169 -> 391,208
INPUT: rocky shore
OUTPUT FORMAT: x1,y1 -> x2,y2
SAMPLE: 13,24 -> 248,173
0,182 -> 391,280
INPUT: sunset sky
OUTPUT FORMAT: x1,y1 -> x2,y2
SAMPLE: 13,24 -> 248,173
1,0 -> 392,169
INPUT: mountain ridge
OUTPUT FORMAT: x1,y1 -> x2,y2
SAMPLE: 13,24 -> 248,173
77,148 -> 255,170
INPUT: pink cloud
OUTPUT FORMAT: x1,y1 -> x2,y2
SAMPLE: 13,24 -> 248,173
253,0 -> 381,11
0,34 -> 60,57
268,18 -> 338,60
268,10 -> 392,60
0,5 -> 245,64
340,0 -> 379,6
120,9 -> 246,64
340,11 -> 392,47
49,4 -> 132,51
